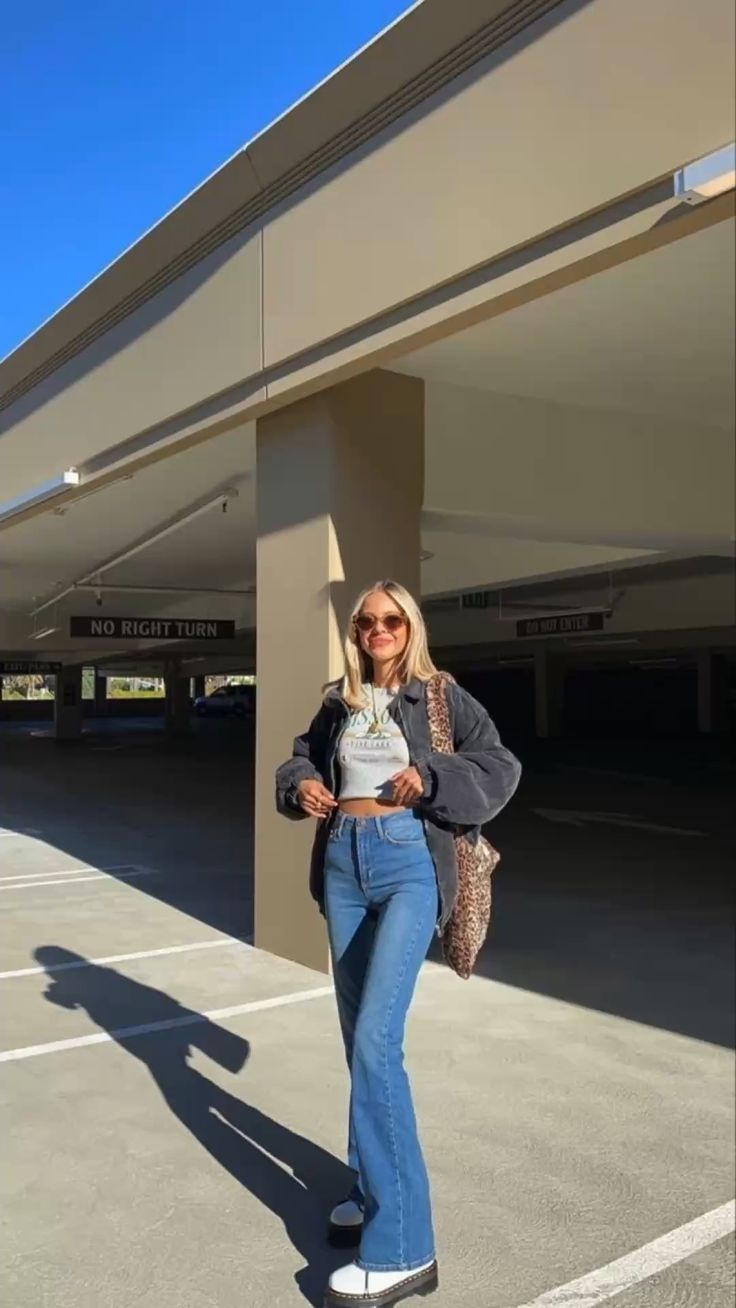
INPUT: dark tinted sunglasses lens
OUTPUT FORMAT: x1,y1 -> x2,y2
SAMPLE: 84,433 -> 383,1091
355,616 -> 374,633
383,615 -> 406,632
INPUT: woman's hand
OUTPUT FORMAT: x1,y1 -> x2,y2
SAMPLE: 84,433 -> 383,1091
297,779 -> 338,819
390,767 -> 425,808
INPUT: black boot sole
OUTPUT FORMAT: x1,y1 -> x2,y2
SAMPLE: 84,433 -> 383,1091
328,1221 -> 363,1249
323,1260 -> 438,1307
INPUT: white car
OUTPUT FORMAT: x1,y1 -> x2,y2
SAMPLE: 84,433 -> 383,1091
194,684 -> 255,718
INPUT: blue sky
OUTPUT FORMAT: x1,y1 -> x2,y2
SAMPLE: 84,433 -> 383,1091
0,0 -> 412,360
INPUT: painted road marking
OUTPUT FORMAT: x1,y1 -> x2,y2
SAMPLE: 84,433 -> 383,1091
533,809 -> 705,836
558,765 -> 670,787
0,936 -> 245,980
0,829 -> 42,838
514,1199 -> 735,1308
0,866 -> 154,891
0,986 -> 334,1062
0,865 -> 133,883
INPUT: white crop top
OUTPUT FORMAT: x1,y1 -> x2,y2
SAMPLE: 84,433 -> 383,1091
337,685 -> 411,801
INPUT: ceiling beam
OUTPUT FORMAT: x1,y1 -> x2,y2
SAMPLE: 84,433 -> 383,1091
422,507 -> 735,556
72,583 -> 254,597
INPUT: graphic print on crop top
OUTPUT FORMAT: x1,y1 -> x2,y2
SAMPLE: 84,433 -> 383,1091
337,686 -> 411,801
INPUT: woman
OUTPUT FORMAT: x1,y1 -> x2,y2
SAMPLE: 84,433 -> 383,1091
276,581 -> 521,1308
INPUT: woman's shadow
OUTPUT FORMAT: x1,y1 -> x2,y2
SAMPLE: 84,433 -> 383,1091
35,945 -> 353,1306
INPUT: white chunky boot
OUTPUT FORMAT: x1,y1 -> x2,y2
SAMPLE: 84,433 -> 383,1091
328,1199 -> 364,1248
323,1258 -> 438,1307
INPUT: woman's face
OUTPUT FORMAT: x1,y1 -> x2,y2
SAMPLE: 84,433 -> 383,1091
355,590 -> 409,669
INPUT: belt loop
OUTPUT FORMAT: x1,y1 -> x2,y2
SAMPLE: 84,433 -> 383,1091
375,814 -> 384,840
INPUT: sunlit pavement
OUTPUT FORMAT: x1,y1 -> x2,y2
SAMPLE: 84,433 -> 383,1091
1,722 -> 734,1308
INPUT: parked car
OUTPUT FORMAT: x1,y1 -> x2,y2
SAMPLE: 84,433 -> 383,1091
194,683 -> 255,718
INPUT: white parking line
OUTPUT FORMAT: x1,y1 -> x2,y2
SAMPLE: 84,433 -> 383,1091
0,865 -> 131,883
0,866 -> 154,891
514,1198 -> 736,1308
0,936 -> 245,979
0,828 -> 42,838
0,986 -> 334,1062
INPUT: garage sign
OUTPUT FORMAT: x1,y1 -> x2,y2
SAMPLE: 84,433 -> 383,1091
516,611 -> 605,639
0,660 -> 61,674
69,616 -> 236,640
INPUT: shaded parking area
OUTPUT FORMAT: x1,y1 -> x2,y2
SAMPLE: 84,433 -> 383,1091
1,720 -> 734,1307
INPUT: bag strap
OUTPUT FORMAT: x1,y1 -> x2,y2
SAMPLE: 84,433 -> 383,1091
425,671 -> 456,755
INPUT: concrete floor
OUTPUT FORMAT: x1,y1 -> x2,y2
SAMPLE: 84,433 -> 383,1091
1,720 -> 734,1308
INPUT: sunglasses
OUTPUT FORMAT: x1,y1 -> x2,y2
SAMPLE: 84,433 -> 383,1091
354,613 -> 408,635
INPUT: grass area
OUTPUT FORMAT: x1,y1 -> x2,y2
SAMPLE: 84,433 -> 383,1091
1,692 -> 54,701
107,689 -> 165,699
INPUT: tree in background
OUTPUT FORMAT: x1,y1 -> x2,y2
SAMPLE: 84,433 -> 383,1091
1,675 -> 51,700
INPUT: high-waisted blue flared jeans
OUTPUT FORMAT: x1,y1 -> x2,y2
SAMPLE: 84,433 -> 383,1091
324,808 -> 438,1272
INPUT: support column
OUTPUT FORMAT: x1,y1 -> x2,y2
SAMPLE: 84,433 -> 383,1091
697,650 -> 728,734
255,370 -> 424,971
54,666 -> 83,741
94,671 -> 108,716
534,649 -> 565,739
164,662 -> 192,739
192,675 -> 206,700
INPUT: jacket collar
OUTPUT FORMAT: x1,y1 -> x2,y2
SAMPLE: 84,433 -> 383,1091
400,678 -> 425,702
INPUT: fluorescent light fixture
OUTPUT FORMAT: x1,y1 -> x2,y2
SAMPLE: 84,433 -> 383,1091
500,603 -> 612,620
0,469 -> 79,526
30,626 -> 60,640
674,143 -> 735,204
631,657 -> 679,668
566,637 -> 639,648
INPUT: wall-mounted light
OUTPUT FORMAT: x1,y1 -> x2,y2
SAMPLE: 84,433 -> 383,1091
674,142 -> 735,204
0,470 -> 79,526
30,626 -> 60,640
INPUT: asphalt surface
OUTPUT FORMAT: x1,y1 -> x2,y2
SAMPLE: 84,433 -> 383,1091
1,719 -> 734,1308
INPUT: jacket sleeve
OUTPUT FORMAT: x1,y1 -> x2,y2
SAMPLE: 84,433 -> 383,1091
417,684 -> 521,827
275,705 -> 330,821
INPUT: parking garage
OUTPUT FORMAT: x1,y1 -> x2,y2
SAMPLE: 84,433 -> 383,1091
1,2 -> 735,1305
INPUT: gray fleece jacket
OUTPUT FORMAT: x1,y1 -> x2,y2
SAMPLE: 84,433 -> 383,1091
275,676 -> 521,928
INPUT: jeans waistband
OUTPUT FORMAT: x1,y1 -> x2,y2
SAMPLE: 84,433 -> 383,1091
331,809 -> 421,839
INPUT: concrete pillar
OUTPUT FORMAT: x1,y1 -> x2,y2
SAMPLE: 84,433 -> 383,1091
94,671 -> 108,716
534,649 -> 565,738
164,664 -> 191,739
54,666 -> 83,741
697,651 -> 728,734
192,675 -> 206,700
255,370 -> 424,971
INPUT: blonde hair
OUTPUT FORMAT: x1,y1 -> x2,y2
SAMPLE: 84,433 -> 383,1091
338,579 -> 437,711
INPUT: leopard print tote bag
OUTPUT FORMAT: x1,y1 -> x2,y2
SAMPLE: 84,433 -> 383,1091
425,672 -> 500,979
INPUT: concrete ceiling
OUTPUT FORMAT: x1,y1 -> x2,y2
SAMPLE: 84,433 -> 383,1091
397,218 -> 736,430
0,423 -> 256,612
2,221 -> 733,658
